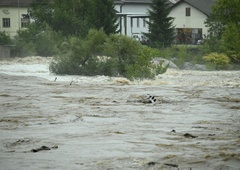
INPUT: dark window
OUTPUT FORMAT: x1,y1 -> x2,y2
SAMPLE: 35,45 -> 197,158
21,14 -> 30,28
137,18 -> 139,27
186,7 -> 191,16
3,18 -> 10,27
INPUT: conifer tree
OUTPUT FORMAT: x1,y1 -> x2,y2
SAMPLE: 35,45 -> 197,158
91,0 -> 119,35
144,0 -> 175,48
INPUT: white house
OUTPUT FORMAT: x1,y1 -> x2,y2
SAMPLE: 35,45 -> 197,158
114,0 -> 179,38
0,0 -> 32,38
170,0 -> 213,44
115,0 -> 213,44
114,0 -> 152,37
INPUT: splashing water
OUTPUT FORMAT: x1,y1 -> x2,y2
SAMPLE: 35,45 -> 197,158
0,56 -> 240,170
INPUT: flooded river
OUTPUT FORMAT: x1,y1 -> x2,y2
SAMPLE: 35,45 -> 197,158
0,57 -> 240,170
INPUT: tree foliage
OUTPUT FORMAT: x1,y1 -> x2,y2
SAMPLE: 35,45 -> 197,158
0,31 -> 12,45
12,23 -> 62,57
49,29 -> 168,79
29,0 -> 118,37
144,0 -> 175,48
205,0 -> 240,63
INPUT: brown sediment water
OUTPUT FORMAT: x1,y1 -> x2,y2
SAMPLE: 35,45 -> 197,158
0,57 -> 240,170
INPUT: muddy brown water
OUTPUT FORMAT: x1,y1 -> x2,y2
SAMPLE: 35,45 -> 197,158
0,57 -> 240,170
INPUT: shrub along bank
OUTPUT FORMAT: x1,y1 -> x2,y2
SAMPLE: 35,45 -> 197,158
49,29 -> 168,80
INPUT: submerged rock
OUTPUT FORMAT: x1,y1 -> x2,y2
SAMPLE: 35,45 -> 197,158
182,62 -> 207,71
151,57 -> 179,70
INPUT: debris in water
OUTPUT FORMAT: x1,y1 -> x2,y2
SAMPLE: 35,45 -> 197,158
54,77 -> 57,82
31,145 -> 58,152
147,161 -> 158,166
164,163 -> 178,168
184,133 -> 198,138
147,94 -> 157,105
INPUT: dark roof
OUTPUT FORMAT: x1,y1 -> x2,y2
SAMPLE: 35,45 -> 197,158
114,0 -> 152,4
172,0 -> 213,16
114,0 -> 177,4
0,0 -> 177,7
0,0 -> 33,7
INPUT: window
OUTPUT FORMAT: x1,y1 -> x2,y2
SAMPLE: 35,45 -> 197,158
137,18 -> 139,27
21,14 -> 30,28
186,7 -> 191,16
3,18 -> 10,27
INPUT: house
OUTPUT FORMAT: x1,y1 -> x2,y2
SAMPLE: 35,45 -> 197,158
170,0 -> 214,44
115,0 -> 213,44
0,0 -> 32,38
114,0 -> 152,37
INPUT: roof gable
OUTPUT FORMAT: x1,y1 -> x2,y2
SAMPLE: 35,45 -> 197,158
172,0 -> 213,16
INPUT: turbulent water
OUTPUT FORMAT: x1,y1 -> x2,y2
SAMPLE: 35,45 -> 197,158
0,56 -> 240,170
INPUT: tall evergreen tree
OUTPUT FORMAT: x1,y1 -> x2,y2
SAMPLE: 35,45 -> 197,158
144,0 -> 175,48
91,0 -> 119,35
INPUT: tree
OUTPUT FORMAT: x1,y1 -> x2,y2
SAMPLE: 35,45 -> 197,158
211,0 -> 240,26
205,0 -> 240,63
89,0 -> 119,35
29,0 -> 54,27
29,0 -> 118,37
144,0 -> 175,48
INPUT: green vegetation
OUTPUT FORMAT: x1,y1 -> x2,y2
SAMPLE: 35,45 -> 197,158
203,52 -> 230,70
144,0 -> 175,48
49,29 -> 168,80
0,31 -> 12,45
204,0 -> 240,65
29,0 -> 118,37
12,23 -> 62,57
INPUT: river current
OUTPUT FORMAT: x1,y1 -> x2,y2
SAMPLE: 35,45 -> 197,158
0,56 -> 240,170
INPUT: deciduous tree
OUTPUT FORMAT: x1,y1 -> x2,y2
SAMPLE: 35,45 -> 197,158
205,0 -> 240,63
29,0 -> 118,37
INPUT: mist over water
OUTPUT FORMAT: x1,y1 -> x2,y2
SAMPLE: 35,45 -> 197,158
0,56 -> 240,170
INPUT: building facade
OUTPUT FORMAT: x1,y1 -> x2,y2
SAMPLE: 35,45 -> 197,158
114,0 -> 152,37
0,0 -> 32,38
170,0 -> 213,44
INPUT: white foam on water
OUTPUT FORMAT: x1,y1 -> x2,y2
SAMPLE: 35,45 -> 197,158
1,56 -> 240,87
0,56 -> 240,170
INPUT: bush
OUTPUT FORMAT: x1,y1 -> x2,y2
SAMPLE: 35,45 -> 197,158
50,28 -> 109,75
0,31 -> 12,45
125,46 -> 168,80
48,27 -> 174,79
103,34 -> 142,76
35,25 -> 62,56
12,23 -> 62,57
203,52 -> 230,69
50,29 -> 167,79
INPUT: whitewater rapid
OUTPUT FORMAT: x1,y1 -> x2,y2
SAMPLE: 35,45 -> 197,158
0,56 -> 240,170
0,56 -> 239,87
